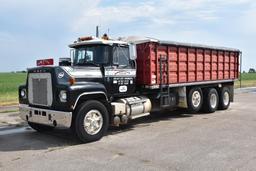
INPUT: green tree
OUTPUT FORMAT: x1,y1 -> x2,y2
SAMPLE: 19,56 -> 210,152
248,68 -> 256,73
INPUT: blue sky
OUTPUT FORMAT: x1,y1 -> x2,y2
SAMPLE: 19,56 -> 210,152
0,0 -> 255,72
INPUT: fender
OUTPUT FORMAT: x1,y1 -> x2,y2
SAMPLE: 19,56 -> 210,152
68,82 -> 108,109
73,91 -> 108,109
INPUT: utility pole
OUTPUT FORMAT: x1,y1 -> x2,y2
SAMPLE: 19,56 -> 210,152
240,52 -> 242,88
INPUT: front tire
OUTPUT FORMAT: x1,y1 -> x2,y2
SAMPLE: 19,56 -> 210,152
28,122 -> 54,132
74,100 -> 109,143
187,87 -> 203,113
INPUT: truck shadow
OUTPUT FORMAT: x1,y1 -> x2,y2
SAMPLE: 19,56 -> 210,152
0,127 -> 80,152
0,109 -> 200,152
107,109 -> 193,135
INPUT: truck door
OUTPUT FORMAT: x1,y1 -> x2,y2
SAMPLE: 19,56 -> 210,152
104,45 -> 136,96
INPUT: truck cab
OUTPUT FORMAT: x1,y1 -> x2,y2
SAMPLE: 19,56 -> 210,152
19,36 -> 151,142
69,37 -> 136,96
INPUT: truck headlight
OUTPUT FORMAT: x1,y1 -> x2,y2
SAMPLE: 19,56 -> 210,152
59,90 -> 67,102
20,89 -> 26,99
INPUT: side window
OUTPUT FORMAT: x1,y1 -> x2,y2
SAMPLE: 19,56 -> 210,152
113,46 -> 130,67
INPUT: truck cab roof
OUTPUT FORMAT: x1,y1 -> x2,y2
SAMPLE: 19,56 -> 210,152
69,37 -> 128,48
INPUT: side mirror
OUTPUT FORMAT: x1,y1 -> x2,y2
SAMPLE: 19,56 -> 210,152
59,58 -> 71,66
129,43 -> 137,60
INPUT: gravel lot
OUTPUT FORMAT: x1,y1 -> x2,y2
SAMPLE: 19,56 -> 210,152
0,91 -> 256,171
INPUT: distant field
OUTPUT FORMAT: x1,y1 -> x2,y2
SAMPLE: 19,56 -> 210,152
0,72 -> 255,106
235,73 -> 256,88
0,73 -> 27,105
240,73 -> 256,80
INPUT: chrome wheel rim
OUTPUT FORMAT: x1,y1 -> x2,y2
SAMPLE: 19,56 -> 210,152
192,91 -> 201,108
210,93 -> 217,108
223,92 -> 229,106
84,110 -> 103,135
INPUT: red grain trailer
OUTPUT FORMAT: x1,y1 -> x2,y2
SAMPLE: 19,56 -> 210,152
136,40 -> 240,87
133,38 -> 240,113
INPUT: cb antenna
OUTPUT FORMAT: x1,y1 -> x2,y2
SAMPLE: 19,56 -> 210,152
96,26 -> 99,38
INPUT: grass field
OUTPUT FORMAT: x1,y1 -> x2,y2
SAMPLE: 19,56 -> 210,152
0,72 -> 255,106
234,73 -> 256,88
0,73 -> 27,106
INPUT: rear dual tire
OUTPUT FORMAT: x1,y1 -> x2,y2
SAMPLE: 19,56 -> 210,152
187,87 -> 203,113
187,86 -> 231,113
203,88 -> 219,113
219,87 -> 231,110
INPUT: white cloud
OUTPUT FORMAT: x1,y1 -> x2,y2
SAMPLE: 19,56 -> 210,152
71,0 -> 256,33
0,0 -> 256,71
72,2 -> 156,32
1,0 -> 255,33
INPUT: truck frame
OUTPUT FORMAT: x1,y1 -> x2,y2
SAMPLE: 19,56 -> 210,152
19,35 -> 240,142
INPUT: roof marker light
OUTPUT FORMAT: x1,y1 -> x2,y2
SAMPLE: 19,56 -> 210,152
78,36 -> 93,42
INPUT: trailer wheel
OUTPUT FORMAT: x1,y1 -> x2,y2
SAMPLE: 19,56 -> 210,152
187,87 -> 203,113
74,100 -> 109,143
28,122 -> 54,132
203,88 -> 219,113
219,87 -> 231,110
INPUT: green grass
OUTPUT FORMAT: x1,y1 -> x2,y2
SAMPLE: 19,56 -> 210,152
0,73 -> 27,105
235,73 -> 256,88
0,72 -> 255,106
240,73 -> 256,80
0,109 -> 19,113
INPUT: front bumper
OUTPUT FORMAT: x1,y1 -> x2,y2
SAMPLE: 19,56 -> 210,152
19,104 -> 72,128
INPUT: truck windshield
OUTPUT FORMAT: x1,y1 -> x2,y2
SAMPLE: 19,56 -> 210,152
73,45 -> 109,66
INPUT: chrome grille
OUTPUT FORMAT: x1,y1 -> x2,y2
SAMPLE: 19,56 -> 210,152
28,73 -> 53,106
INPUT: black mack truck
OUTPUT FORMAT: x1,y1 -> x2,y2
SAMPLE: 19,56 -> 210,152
19,35 -> 239,142
19,36 -> 149,142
